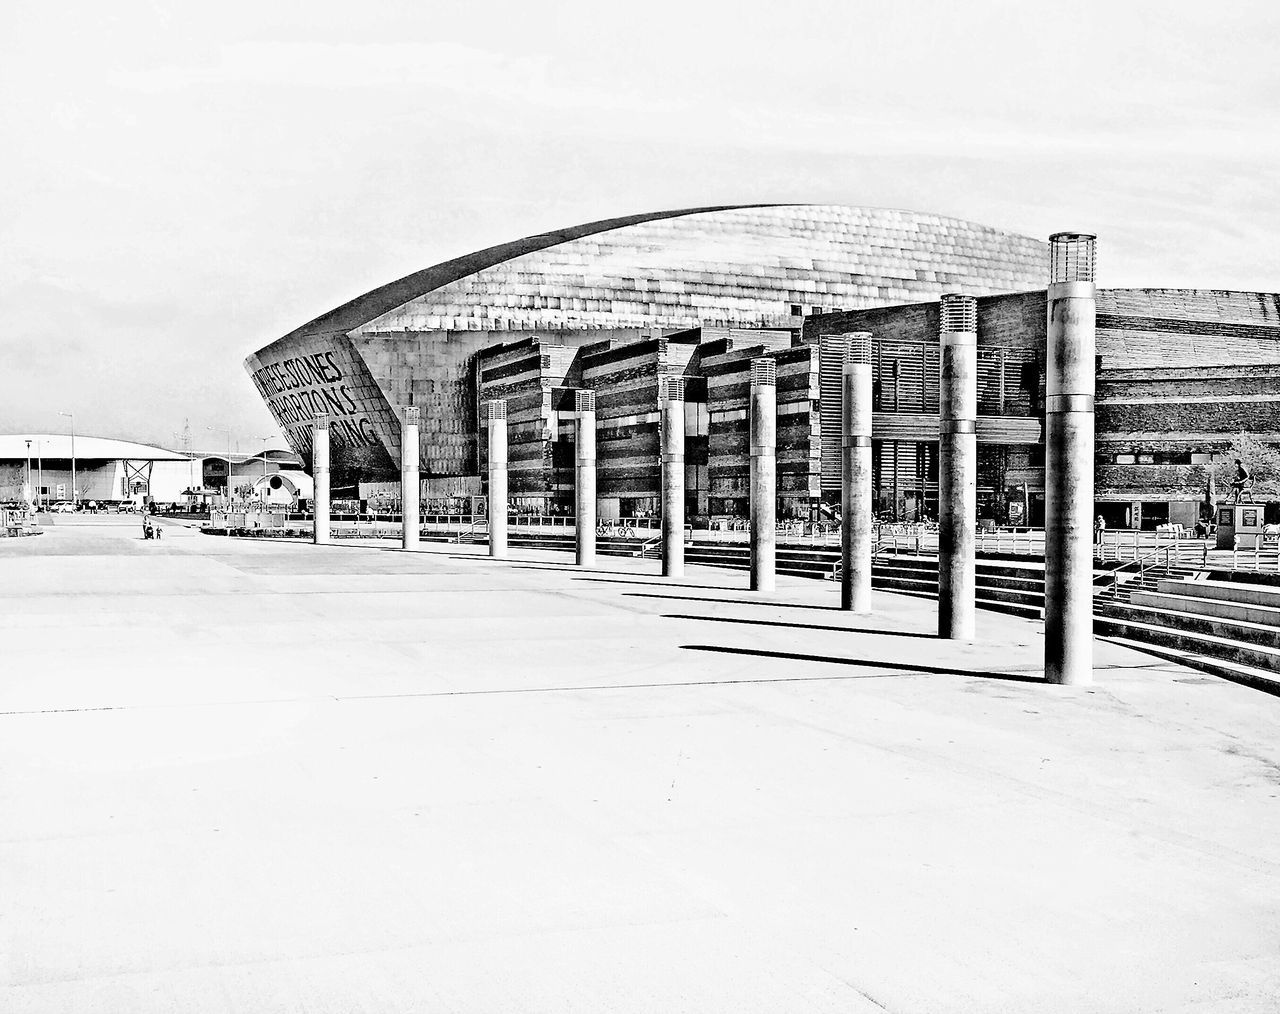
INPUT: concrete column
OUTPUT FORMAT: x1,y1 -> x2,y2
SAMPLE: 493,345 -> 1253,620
1044,233 -> 1098,686
486,399 -> 508,559
938,294 -> 978,639
841,334 -> 873,612
575,390 -> 597,567
401,406 -> 420,551
312,415 -> 330,546
749,358 -> 777,592
661,378 -> 685,578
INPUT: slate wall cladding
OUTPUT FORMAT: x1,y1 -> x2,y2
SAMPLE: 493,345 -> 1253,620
807,293 -> 1046,495
706,344 -> 819,513
803,287 -> 1280,507
248,206 -> 1046,481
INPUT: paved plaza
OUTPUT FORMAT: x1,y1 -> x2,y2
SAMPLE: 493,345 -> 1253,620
3,516 -> 1280,1012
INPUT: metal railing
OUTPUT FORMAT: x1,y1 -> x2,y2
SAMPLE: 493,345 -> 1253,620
1229,532 -> 1280,570
1094,529 -> 1187,562
455,517 -> 488,543
830,536 -> 905,581
1095,539 -> 1209,599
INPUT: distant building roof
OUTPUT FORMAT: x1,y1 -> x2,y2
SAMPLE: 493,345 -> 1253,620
191,447 -> 303,466
0,434 -> 190,461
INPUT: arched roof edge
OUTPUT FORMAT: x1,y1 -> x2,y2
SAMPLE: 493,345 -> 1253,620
255,204 -> 786,361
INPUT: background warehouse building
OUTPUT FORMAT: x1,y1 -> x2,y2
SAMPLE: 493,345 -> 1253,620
0,435 -> 305,506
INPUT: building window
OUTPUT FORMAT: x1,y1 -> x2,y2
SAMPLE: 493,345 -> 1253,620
789,304 -> 802,316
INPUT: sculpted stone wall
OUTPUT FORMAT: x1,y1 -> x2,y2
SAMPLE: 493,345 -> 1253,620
244,332 -> 398,482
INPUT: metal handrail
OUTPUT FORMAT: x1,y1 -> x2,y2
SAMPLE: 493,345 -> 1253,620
1096,541 -> 1186,598
831,537 -> 899,581
455,517 -> 488,543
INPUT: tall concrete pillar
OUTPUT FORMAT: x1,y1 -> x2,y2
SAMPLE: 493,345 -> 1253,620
1044,233 -> 1097,686
661,377 -> 685,578
486,399 -> 508,559
841,334 -> 873,612
749,358 -> 777,592
575,390 -> 597,567
938,294 -> 978,639
312,415 -> 330,546
401,406 -> 420,550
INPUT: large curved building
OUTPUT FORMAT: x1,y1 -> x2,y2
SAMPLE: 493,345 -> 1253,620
245,204 -> 1047,494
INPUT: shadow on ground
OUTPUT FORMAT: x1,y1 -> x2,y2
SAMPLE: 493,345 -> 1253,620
680,643 -> 1046,683
664,613 -> 937,639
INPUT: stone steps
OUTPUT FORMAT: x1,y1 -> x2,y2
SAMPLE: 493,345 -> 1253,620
1095,605 -> 1280,676
1160,577 -> 1280,608
1097,632 -> 1280,696
1132,588 -> 1280,628
1096,600 -> 1280,653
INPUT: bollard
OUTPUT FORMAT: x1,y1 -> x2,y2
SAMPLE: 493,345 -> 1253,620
401,406 -> 420,550
312,414 -> 330,546
1044,233 -> 1097,686
661,377 -> 685,578
486,400 -> 508,559
575,390 -> 596,567
841,334 -> 873,613
938,294 -> 977,639
749,358 -> 777,592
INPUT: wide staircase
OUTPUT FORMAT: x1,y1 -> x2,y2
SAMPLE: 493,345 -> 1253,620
871,554 -> 1044,618
1095,572 -> 1280,694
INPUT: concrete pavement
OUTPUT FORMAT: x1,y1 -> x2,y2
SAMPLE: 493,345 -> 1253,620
3,516 -> 1279,1012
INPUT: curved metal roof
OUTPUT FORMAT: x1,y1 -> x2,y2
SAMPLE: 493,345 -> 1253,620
275,205 -> 767,345
0,435 -> 190,461
253,204 -> 1048,359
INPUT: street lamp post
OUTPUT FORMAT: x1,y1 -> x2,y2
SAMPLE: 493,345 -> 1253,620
58,412 -> 76,505
37,439 -> 43,510
24,439 -> 32,506
257,436 -> 272,501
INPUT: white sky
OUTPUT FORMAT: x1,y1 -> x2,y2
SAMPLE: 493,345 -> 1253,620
2,0 -> 1277,450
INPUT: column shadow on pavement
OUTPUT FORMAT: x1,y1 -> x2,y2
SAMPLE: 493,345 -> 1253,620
578,577 -> 746,591
664,613 -> 937,639
511,565 -> 675,580
681,643 -> 1046,683
625,591 -> 843,611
